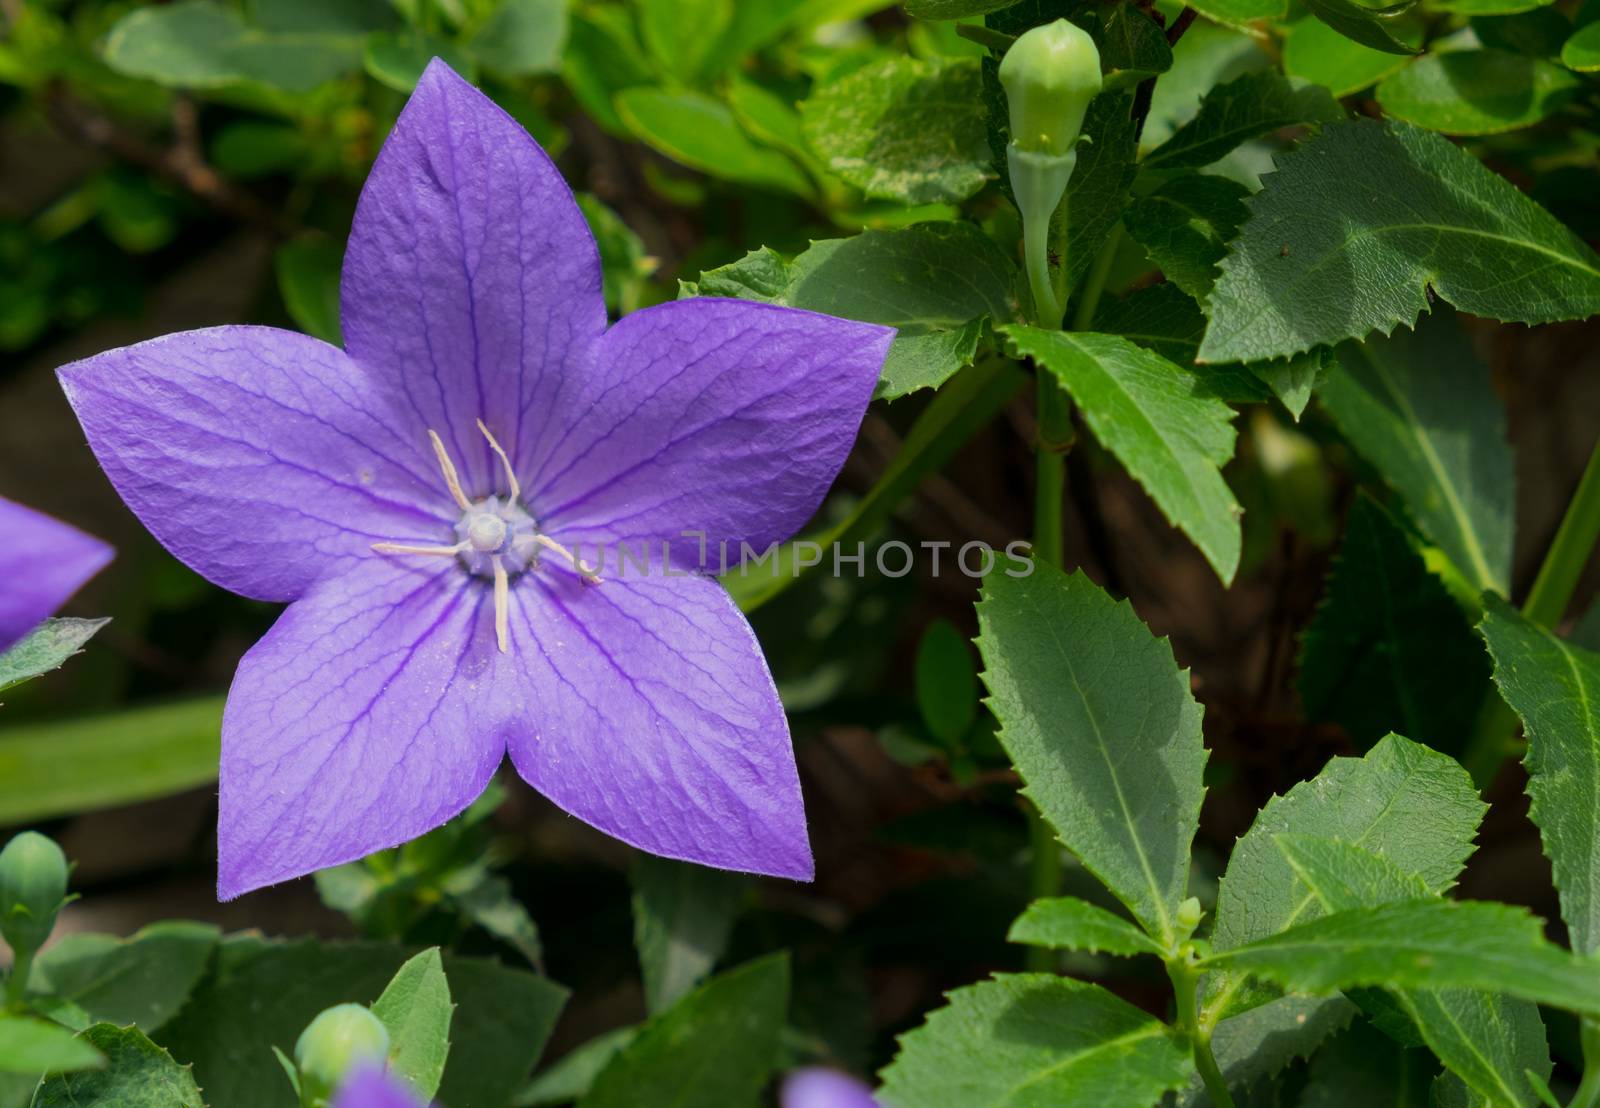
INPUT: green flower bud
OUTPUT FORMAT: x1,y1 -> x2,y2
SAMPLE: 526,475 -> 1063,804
999,20 -> 1102,157
1176,896 -> 1204,937
294,1003 -> 390,1105
0,832 -> 69,959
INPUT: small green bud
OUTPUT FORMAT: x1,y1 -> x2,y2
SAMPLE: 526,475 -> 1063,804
294,1003 -> 390,1104
1176,896 -> 1204,936
0,832 -> 69,959
998,20 -> 1103,156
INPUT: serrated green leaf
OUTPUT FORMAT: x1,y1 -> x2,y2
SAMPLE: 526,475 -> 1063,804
1377,51 -> 1582,135
1006,896 -> 1164,955
372,949 -> 453,1100
1205,733 -> 1485,1021
630,856 -> 746,1015
1090,283 -> 1211,367
578,955 -> 787,1108
469,0 -> 568,77
915,620 -> 979,745
0,1014 -> 104,1074
975,565 -> 1207,947
1300,1022 -> 1433,1107
1249,348 -> 1326,419
802,56 -> 992,204
1319,308 -> 1513,593
1284,15 -> 1421,95
517,1027 -> 638,1107
688,222 -> 1018,400
1274,834 -> 1432,907
157,935 -> 565,1108
1200,899 -> 1600,1015
0,618 -> 108,695
1479,599 -> 1600,953
617,88 -> 813,198
31,921 -> 220,1034
1302,0 -> 1421,55
878,974 -> 1192,1107
35,1024 -> 196,1107
1144,70 -> 1343,171
1564,22 -> 1600,70
275,237 -> 343,346
0,697 -> 223,825
1297,496 -> 1492,754
1001,326 -> 1243,581
1094,4 -> 1173,88
1399,990 -> 1551,1107
1124,174 -> 1250,300
1199,119 -> 1600,364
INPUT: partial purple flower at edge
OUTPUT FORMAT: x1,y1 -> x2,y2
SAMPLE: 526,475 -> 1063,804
333,1066 -> 427,1108
782,1067 -> 882,1108
56,60 -> 893,900
0,496 -> 112,654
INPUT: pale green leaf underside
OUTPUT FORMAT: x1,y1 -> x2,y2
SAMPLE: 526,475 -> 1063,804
877,974 -> 1192,1107
372,948 -> 454,1100
1006,897 -> 1164,956
1002,325 -> 1242,582
1200,118 -> 1600,364
976,565 -> 1207,948
0,617 -> 109,695
0,1014 -> 104,1074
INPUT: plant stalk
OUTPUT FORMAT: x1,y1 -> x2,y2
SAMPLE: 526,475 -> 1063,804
4,947 -> 32,1011
1169,952 -> 1236,1108
1571,1018 -> 1600,1108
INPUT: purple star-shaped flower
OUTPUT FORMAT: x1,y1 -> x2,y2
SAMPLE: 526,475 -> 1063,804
333,1067 -> 426,1108
0,496 -> 112,653
57,61 -> 891,899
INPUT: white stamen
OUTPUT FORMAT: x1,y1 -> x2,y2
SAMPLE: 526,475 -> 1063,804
428,429 -> 473,511
476,419 -> 521,501
535,533 -> 602,585
372,541 -> 469,557
492,555 -> 510,653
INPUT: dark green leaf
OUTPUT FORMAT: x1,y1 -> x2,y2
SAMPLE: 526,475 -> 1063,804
372,949 -> 453,1100
1052,92 -> 1139,292
1090,283 -> 1210,368
976,564 -> 1207,947
560,7 -> 653,135
1093,4 -> 1173,89
637,0 -> 731,83
0,618 -> 108,695
364,31 -> 476,93
1300,1022 -> 1433,1107
1006,896 -> 1164,955
1377,51 -> 1582,135
470,0 -> 568,77
1399,990 -> 1551,1107
1564,21 -> 1600,70
1174,996 -> 1357,1107
630,856 -> 746,1014
906,0 -> 1022,16
31,921 -> 220,1034
275,237 -> 343,346
617,88 -> 813,197
915,619 -> 979,745
1186,0 -> 1287,32
579,955 -> 787,1108
1283,15 -> 1421,95
879,974 -> 1192,1106
35,1025 -> 196,1107
1249,348 -> 1326,419
1143,70 -> 1343,171
517,1028 -> 638,1107
1303,0 -> 1421,55
1199,119 -> 1600,363
1474,10 -> 1574,57
0,1014 -> 103,1074
1123,174 -> 1250,300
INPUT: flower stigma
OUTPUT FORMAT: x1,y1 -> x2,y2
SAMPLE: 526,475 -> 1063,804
372,420 -> 600,654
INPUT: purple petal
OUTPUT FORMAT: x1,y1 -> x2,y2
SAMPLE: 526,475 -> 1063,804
333,1067 -> 427,1108
340,59 -> 607,499
57,327 -> 449,603
0,497 -> 112,652
505,570 -> 812,880
782,1068 -> 881,1108
530,299 -> 892,565
218,560 -> 506,899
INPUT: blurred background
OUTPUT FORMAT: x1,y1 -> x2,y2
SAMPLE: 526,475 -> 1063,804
2,0 -> 1598,1077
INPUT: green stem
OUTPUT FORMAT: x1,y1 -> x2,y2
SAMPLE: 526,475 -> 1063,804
1168,952 -> 1236,1108
1463,431 -> 1600,787
1069,222 -> 1121,333
1572,1019 -> 1600,1108
4,947 -> 32,1011
1024,805 -> 1062,973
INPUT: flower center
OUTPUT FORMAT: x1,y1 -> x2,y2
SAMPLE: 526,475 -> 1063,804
370,420 -> 599,654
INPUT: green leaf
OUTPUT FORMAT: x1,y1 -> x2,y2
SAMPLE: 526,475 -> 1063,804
637,0 -> 730,82
1090,283 -> 1210,367
0,618 -> 108,695
1186,0 -> 1287,33
687,222 -> 1019,400
1143,70 -> 1343,171
1300,1022 -> 1434,1107
1434,0 -> 1553,16
1123,174 -> 1250,300
1052,92 -> 1139,292
1199,119 -> 1600,363
371,949 -> 453,1100
1204,733 -> 1486,1021
453,873 -> 544,968
975,564 -> 1207,947
1174,996 -> 1358,1107
1563,22 -> 1600,70
1318,308 -> 1513,593
1479,599 -> 1600,954
1094,4 -> 1174,89
878,974 -> 1192,1107
1301,0 -> 1422,55
1297,496 -> 1492,755
1250,348 -> 1326,419
1006,896 -> 1164,956
630,856 -> 746,1015
1399,990 -> 1552,1107
34,1025 -> 195,1107
560,7 -> 654,135
578,955 -> 788,1108
0,697 -> 223,825
517,1027 -> 638,1107
1474,10 -> 1575,58
575,193 -> 653,316
1284,14 -> 1421,95
802,57 -> 992,204
31,921 -> 220,1034
0,1014 -> 104,1074
915,619 -> 980,746
103,0 -> 363,92
469,0 -> 568,77
616,88 -> 813,198
1274,833 -> 1432,907
364,31 -> 476,92
275,237 -> 343,346
1200,899 -> 1600,1015
156,935 -> 565,1108
247,0 -> 399,34
1377,51 -> 1583,135
905,0 -> 1022,16
1001,326 -> 1243,581
724,358 -> 1025,611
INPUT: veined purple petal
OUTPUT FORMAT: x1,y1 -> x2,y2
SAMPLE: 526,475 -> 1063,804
218,561 -> 507,899
333,1067 -> 427,1108
505,570 -> 812,880
341,59 -> 607,499
530,299 -> 892,566
58,327 -> 450,603
0,497 -> 112,652
782,1068 -> 881,1108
